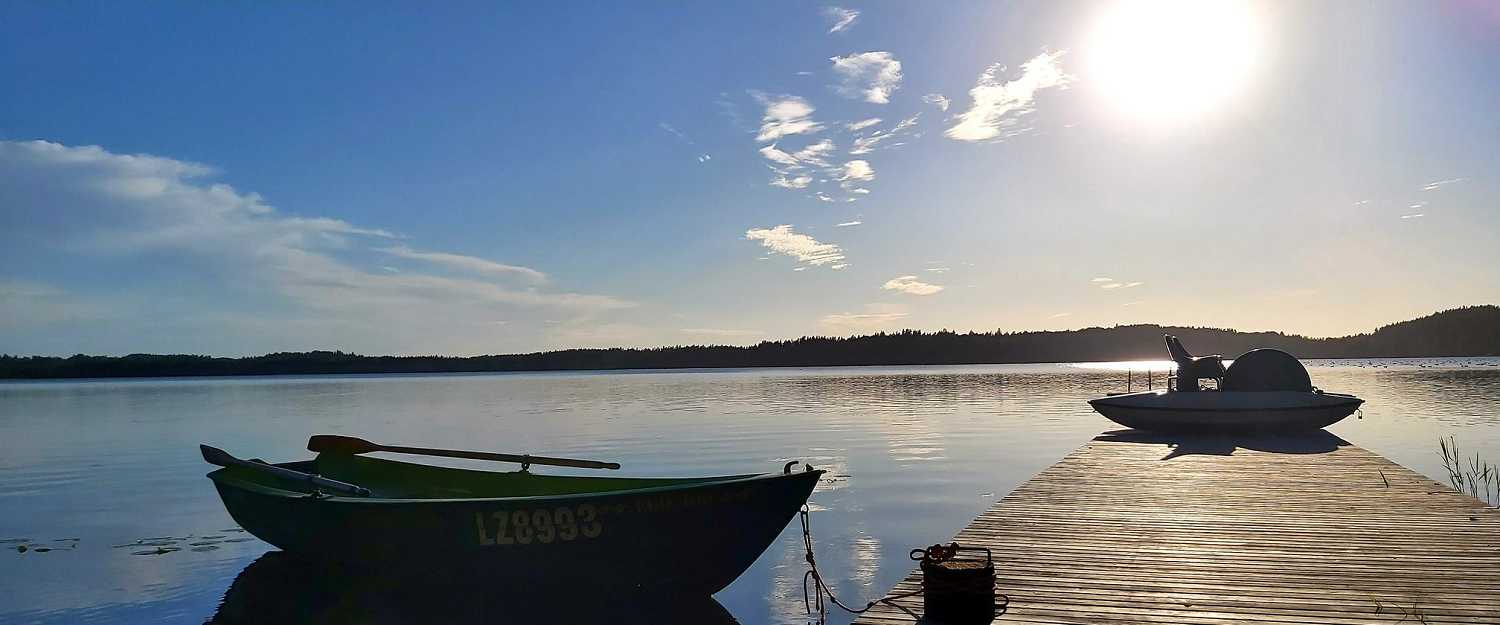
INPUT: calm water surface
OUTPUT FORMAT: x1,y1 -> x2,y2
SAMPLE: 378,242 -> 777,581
3,360 -> 1498,624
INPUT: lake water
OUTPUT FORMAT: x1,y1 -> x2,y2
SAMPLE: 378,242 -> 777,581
3,359 -> 1499,625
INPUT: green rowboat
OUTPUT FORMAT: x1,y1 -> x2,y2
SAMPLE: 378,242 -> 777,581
204,438 -> 823,593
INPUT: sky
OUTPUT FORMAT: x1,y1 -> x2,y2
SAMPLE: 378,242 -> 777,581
2,1 -> 1498,356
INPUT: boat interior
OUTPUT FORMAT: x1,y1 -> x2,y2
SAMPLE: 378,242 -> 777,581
213,454 -> 755,500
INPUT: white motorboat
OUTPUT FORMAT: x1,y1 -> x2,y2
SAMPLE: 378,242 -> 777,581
1088,335 -> 1363,433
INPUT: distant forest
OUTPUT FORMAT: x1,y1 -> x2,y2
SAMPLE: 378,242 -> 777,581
3,305 -> 1497,380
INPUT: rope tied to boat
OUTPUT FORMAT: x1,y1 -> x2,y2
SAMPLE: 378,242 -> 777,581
798,505 -> 1009,624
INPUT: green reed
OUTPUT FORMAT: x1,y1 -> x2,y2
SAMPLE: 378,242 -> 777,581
1438,436 -> 1500,508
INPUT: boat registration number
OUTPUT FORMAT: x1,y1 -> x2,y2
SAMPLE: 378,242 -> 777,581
473,504 -> 602,546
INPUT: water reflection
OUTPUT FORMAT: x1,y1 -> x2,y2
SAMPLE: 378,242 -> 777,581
1096,428 -> 1347,459
2,361 -> 1498,625
207,552 -> 738,625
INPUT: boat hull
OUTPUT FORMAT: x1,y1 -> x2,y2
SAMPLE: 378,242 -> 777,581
209,464 -> 822,594
1089,390 -> 1362,433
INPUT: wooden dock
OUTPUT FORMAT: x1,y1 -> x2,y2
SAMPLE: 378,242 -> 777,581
853,430 -> 1500,625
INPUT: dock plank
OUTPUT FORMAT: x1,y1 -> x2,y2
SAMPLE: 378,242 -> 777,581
852,431 -> 1500,625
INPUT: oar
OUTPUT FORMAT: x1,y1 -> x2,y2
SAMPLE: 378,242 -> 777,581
200,444 -> 371,497
306,435 -> 621,471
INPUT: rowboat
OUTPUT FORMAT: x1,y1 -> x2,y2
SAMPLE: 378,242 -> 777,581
203,436 -> 823,594
1088,335 -> 1364,433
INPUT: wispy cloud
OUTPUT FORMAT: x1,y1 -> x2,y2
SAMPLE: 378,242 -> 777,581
1091,277 -> 1114,282
923,93 -> 951,112
831,52 -> 903,104
770,174 -> 813,189
1422,177 -> 1465,191
745,224 -> 847,268
380,245 -> 547,282
1099,280 -> 1144,289
1049,312 -> 1073,318
836,220 -> 863,227
0,139 -> 633,353
680,327 -> 765,340
753,93 -> 824,142
819,311 -> 909,333
824,6 -> 860,34
946,51 -> 1072,142
658,122 -> 693,144
846,118 -> 882,131
849,114 -> 918,155
882,275 -> 944,296
1400,213 -> 1425,219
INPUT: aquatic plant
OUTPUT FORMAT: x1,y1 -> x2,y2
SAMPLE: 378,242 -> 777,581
1438,436 -> 1499,508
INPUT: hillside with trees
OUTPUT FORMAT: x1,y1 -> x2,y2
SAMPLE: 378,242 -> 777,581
3,305 -> 1496,380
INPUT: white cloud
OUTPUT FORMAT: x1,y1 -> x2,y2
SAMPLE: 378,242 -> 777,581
848,114 -> 918,155
0,139 -> 634,354
760,144 -> 802,167
824,6 -> 860,33
846,118 -> 882,131
760,139 -> 835,178
946,51 -> 1072,142
923,93 -> 951,112
840,160 -> 874,182
744,224 -> 847,267
882,275 -> 944,296
753,93 -> 824,142
770,174 -> 813,189
1422,177 -> 1465,191
1091,277 -> 1114,282
831,52 -> 903,104
1401,213 -> 1425,219
697,154 -> 711,163
379,245 -> 547,282
815,191 -> 835,202
1049,312 -> 1073,318
793,139 -> 835,166
836,220 -> 863,227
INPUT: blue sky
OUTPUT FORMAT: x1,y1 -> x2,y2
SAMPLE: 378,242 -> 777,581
3,1 -> 1498,356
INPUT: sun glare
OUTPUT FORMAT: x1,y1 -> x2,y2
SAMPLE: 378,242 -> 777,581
1087,0 -> 1262,121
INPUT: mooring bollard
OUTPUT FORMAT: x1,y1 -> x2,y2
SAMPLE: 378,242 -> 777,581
914,543 -> 998,624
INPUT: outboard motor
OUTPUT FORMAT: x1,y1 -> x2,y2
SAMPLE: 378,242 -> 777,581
1164,335 -> 1225,392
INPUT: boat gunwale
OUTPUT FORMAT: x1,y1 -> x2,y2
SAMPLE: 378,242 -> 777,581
1089,391 -> 1363,413
207,461 -> 820,505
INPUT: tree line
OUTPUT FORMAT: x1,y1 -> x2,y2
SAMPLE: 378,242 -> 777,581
2,305 -> 1496,380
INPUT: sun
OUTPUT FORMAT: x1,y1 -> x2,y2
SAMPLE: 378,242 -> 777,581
1086,0 -> 1262,121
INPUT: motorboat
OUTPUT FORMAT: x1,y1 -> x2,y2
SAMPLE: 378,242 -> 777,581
1088,335 -> 1363,433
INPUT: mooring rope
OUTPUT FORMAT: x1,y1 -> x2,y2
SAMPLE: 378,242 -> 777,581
798,506 -> 923,622
799,505 -> 1011,624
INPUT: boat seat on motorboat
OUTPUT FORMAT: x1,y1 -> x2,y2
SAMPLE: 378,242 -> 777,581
1165,334 -> 1225,391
